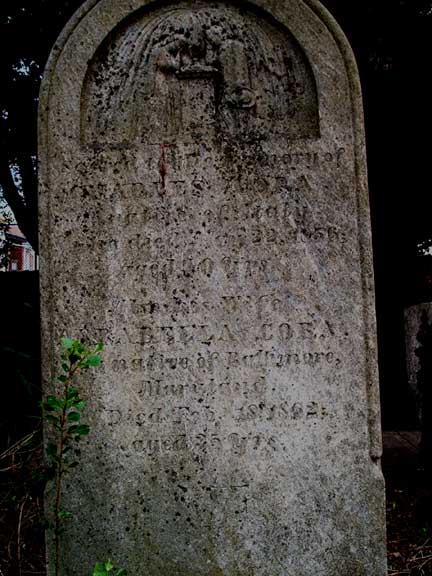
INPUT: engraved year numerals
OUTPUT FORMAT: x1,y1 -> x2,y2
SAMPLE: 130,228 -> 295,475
235,401 -> 328,422
105,399 -> 329,427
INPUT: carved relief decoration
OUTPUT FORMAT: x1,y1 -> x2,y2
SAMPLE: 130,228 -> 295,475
81,1 -> 319,145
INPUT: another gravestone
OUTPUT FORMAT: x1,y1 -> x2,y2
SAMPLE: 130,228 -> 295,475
39,1 -> 387,574
405,303 -> 432,426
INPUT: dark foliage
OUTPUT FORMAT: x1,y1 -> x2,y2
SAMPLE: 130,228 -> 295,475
0,272 -> 43,574
0,0 -> 85,251
0,431 -> 46,576
0,273 -> 40,449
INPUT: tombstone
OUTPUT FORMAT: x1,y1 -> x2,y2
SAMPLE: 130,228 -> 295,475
39,1 -> 387,574
405,303 -> 432,426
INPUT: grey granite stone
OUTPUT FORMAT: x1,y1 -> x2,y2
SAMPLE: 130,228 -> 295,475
404,302 -> 432,425
39,1 -> 387,574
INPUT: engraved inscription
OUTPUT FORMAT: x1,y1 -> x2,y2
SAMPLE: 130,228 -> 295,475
105,400 -> 329,428
111,350 -> 342,376
75,0 -> 355,475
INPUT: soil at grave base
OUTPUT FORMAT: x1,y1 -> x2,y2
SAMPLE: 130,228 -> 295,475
0,435 -> 46,576
0,438 -> 431,576
386,465 -> 432,576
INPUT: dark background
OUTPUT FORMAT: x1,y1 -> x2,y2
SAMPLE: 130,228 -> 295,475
1,0 -> 432,441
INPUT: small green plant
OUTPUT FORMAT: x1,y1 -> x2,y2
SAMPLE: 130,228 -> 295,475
42,338 -> 103,576
93,559 -> 127,576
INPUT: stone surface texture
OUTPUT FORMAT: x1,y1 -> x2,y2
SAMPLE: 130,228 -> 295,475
39,0 -> 387,574
404,302 -> 432,425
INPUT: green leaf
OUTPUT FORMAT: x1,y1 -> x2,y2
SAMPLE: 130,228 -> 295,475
57,374 -> 68,383
77,341 -> 87,352
58,510 -> 73,520
67,412 -> 81,422
72,399 -> 86,410
105,560 -> 114,572
115,569 -> 127,576
73,424 -> 90,436
61,338 -> 75,350
93,563 -> 107,576
66,390 -> 81,406
45,395 -> 63,410
45,414 -> 59,425
87,354 -> 102,367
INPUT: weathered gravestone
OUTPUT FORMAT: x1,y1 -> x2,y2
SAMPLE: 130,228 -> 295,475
405,303 -> 432,426
39,0 -> 387,574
